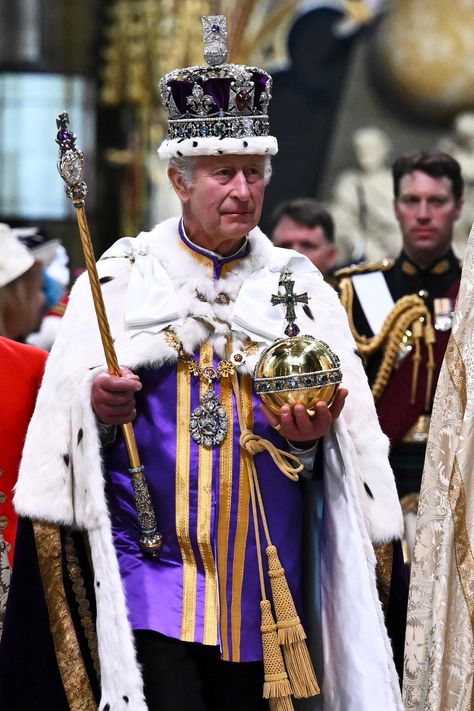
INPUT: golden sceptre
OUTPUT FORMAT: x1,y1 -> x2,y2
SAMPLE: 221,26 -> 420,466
55,112 -> 163,557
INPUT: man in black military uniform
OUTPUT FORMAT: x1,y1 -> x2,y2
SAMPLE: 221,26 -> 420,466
270,198 -> 338,281
337,151 -> 464,537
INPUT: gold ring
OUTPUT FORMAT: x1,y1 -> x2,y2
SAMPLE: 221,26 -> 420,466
272,423 -> 282,431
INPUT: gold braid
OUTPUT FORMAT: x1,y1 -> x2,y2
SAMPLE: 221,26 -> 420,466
423,312 -> 436,409
339,278 -> 432,402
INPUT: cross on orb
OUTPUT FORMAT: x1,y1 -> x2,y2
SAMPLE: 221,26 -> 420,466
271,271 -> 309,337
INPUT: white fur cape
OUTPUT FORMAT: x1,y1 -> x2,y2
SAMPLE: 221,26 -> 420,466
15,217 -> 403,710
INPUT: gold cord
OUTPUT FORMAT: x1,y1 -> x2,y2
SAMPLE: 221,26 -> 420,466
229,338 -> 318,700
248,448 -> 267,600
340,279 -> 434,402
239,431 -> 303,481
410,319 -> 423,405
424,313 -> 436,410
233,370 -> 295,707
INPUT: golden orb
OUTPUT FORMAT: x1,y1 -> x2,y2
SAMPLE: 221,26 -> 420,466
254,335 -> 342,417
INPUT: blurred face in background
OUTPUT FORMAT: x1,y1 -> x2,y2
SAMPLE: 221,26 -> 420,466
1,263 -> 45,341
272,216 -> 337,276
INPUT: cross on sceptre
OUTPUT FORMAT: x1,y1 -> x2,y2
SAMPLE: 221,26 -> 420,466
271,271 -> 309,337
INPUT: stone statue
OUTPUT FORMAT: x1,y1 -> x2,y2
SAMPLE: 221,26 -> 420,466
330,126 -> 401,264
438,111 -> 474,258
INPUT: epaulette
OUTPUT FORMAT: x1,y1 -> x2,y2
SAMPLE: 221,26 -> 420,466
333,258 -> 394,280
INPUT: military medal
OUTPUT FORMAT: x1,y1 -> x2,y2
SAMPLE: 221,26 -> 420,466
434,297 -> 454,331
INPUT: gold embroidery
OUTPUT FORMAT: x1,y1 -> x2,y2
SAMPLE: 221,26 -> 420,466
197,342 -> 218,645
217,375 -> 234,660
178,238 -> 245,275
400,492 -> 420,516
64,531 -> 101,680
374,542 -> 393,611
447,339 -> 473,624
231,374 -> 253,660
446,335 -> 467,412
334,258 -> 394,279
449,458 -> 474,626
176,360 -> 197,641
33,522 -> 96,711
221,261 -> 237,277
431,258 -> 450,275
242,339 -> 260,356
401,260 -> 417,275
178,237 -> 216,271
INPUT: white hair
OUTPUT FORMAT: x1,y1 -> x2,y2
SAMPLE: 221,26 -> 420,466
169,154 -> 273,187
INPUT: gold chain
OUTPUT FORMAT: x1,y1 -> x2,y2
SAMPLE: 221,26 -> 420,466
164,329 -> 236,384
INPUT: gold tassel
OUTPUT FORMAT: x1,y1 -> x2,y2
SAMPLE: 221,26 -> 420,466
266,546 -> 320,698
423,316 -> 436,410
260,600 -> 294,711
410,319 -> 423,404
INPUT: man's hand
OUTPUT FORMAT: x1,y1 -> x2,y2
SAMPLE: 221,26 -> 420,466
261,387 -> 348,446
91,367 -> 142,425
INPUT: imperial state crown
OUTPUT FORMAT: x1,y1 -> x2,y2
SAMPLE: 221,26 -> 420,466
158,15 -> 278,159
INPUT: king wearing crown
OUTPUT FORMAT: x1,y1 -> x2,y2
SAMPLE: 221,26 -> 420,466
1,16 -> 403,711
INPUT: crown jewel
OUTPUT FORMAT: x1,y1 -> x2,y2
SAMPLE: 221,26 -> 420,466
157,15 -> 277,159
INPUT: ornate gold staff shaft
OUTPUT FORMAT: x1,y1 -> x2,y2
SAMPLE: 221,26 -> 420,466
55,112 -> 163,557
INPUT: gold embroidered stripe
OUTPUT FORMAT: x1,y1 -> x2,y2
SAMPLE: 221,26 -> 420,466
197,342 -> 219,645
449,457 -> 474,627
33,522 -> 97,711
445,333 -> 474,615
231,374 -> 253,661
64,532 -> 101,680
217,375 -> 234,659
176,360 -> 197,641
446,337 -> 474,627
447,335 -> 467,412
178,238 -> 216,271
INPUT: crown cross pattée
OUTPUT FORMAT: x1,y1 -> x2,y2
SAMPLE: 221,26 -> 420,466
271,271 -> 309,337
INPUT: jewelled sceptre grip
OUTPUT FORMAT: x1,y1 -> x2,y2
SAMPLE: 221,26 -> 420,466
55,112 -> 163,557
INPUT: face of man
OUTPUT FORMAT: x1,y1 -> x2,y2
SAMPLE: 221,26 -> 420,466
169,154 -> 266,256
394,170 -> 463,265
272,217 -> 337,276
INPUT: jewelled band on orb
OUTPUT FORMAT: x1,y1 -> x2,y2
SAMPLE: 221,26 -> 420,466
254,368 -> 343,395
